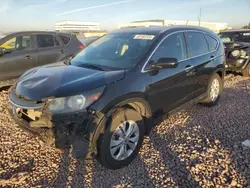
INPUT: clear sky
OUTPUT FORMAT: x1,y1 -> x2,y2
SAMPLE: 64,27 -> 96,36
0,0 -> 249,33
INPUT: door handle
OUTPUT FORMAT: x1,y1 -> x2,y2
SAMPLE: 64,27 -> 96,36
210,55 -> 215,60
61,49 -> 67,53
24,55 -> 32,60
185,65 -> 194,72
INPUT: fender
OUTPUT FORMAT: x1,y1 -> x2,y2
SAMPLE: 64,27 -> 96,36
99,92 -> 152,117
214,67 -> 225,79
90,96 -> 153,153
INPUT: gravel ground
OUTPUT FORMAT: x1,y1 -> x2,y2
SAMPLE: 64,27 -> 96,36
0,75 -> 250,188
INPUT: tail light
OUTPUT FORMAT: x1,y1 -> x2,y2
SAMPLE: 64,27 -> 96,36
79,45 -> 85,49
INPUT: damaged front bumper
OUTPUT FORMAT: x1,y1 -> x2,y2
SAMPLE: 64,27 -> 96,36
226,57 -> 249,70
8,89 -> 104,158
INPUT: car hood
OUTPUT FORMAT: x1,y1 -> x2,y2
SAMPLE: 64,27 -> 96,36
224,42 -> 250,50
15,63 -> 125,101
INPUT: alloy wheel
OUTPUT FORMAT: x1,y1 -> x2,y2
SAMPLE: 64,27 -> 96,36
210,78 -> 220,102
109,120 -> 139,161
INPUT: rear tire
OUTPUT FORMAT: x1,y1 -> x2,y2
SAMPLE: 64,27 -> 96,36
242,63 -> 250,77
97,108 -> 145,170
200,73 -> 223,106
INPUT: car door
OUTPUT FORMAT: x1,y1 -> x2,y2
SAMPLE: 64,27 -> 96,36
145,32 -> 197,115
185,31 -> 217,97
57,34 -> 72,57
34,34 -> 65,67
0,34 -> 37,81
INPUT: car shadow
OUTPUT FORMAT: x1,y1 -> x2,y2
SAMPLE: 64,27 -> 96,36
48,78 -> 250,187
143,78 -> 250,187
0,158 -> 34,180
49,149 -> 71,187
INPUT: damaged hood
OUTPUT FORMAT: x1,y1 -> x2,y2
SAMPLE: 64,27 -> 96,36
224,42 -> 250,51
15,63 -> 125,101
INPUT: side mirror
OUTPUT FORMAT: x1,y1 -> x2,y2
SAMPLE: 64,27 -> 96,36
150,57 -> 178,70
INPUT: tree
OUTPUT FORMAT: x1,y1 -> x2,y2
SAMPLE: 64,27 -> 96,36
242,23 -> 250,29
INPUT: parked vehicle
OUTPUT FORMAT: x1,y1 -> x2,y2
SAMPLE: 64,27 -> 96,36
78,36 -> 100,46
0,31 -> 84,87
218,29 -> 250,76
8,26 -> 225,169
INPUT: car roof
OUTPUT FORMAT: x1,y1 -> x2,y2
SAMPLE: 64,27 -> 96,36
220,29 -> 250,33
111,25 -> 215,36
4,31 -> 71,37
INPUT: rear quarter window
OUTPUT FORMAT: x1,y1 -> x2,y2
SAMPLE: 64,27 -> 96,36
58,35 -> 71,45
205,35 -> 218,51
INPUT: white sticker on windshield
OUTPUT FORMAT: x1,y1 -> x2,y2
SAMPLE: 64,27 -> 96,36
134,35 -> 155,40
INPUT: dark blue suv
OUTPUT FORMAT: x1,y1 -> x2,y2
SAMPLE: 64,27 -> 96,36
8,26 -> 225,169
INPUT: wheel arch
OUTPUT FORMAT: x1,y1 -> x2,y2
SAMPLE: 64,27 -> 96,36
104,97 -> 153,119
92,96 -> 153,151
214,68 -> 225,80
104,97 -> 153,134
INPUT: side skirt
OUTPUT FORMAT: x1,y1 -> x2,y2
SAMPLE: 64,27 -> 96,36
153,93 -> 207,126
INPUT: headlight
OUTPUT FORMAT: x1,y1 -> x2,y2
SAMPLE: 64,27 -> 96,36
240,50 -> 247,58
48,86 -> 105,114
231,50 -> 241,57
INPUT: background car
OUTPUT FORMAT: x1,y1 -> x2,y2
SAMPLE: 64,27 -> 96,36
77,36 -> 100,46
218,29 -> 250,76
8,26 -> 225,169
0,31 -> 84,88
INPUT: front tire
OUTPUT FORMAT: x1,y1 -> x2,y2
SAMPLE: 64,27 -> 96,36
200,73 -> 223,106
97,108 -> 145,170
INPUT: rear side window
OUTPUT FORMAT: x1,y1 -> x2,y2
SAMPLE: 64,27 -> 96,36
58,35 -> 71,45
185,32 -> 209,57
37,34 -> 54,48
205,35 -> 218,51
151,32 -> 187,62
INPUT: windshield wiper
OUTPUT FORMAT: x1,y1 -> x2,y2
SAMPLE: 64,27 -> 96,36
79,63 -> 104,71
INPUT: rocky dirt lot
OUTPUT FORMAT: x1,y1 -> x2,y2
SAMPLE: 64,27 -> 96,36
0,75 -> 250,188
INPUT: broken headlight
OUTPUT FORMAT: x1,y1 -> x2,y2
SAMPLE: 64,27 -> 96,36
240,50 -> 247,58
48,86 -> 105,114
231,50 -> 241,57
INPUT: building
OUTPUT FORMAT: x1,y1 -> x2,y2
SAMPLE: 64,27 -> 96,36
55,21 -> 101,32
118,20 -> 231,33
118,20 -> 164,28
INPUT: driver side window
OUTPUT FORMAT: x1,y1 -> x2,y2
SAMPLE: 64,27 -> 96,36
0,35 -> 31,51
151,32 -> 187,63
0,37 -> 16,50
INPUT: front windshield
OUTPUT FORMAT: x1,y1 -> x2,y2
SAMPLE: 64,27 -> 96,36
71,33 -> 156,70
218,31 -> 250,43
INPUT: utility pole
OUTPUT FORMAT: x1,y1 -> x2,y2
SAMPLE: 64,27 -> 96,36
198,8 -> 202,26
